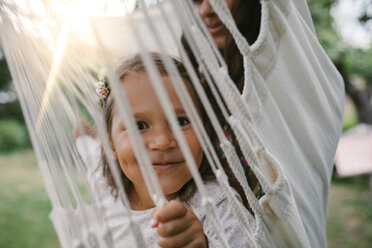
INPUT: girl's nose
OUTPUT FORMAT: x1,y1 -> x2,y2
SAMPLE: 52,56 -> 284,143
197,0 -> 215,18
148,127 -> 176,151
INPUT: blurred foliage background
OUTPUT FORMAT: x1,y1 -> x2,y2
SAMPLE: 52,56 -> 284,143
308,0 -> 372,127
0,0 -> 372,247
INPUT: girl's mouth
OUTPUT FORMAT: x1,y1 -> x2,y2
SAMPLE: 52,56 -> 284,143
152,161 -> 184,171
207,23 -> 226,35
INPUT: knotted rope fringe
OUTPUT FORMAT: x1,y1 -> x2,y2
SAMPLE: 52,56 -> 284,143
0,0 -> 283,247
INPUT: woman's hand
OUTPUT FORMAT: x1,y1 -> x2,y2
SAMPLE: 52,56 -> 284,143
151,200 -> 208,248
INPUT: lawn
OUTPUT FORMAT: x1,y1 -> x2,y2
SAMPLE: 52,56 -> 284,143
0,150 -> 59,248
327,176 -> 372,248
1,149 -> 371,247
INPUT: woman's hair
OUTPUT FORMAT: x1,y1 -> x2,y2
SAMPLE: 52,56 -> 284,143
100,53 -> 249,208
182,0 -> 261,92
224,0 -> 261,91
181,0 -> 261,201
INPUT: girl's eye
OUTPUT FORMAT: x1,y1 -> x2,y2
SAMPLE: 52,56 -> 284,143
136,121 -> 149,130
177,117 -> 190,127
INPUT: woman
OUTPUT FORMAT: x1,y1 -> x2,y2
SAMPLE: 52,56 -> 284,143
182,0 -> 264,200
188,1 -> 345,248
193,0 -> 261,92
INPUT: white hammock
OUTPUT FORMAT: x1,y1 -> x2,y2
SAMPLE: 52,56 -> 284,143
0,0 -> 344,247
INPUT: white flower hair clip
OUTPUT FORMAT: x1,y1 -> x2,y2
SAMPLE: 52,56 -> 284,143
95,75 -> 110,108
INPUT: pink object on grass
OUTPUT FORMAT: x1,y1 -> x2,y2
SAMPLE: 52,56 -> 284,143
334,124 -> 372,177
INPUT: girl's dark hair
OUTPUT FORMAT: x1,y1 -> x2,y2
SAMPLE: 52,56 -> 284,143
101,53 -> 249,209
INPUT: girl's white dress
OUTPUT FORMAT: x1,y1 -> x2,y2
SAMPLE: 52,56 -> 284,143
77,136 -> 255,248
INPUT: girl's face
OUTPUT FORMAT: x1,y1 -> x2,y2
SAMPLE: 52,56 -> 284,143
194,0 -> 238,49
110,72 -> 203,205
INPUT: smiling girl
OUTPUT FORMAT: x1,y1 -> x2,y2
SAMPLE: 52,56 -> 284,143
85,53 -> 255,247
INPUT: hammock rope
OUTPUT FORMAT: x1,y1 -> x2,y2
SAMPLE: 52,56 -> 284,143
0,1 -> 263,246
0,0 -> 342,247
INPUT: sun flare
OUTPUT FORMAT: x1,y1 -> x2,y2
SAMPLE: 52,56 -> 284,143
35,0 -> 136,128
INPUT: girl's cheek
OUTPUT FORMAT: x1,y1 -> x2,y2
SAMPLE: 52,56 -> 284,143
121,139 -> 137,161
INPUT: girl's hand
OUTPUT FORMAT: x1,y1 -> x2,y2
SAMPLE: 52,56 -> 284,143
73,119 -> 96,139
151,200 -> 208,248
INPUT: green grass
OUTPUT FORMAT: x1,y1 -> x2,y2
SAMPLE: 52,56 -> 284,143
1,149 -> 372,247
0,150 -> 59,248
327,176 -> 372,248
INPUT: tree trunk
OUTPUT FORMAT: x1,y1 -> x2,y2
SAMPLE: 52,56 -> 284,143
335,60 -> 372,125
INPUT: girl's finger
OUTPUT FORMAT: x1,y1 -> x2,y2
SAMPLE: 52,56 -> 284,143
183,238 -> 208,248
157,225 -> 195,248
158,213 -> 206,248
150,208 -> 159,227
157,216 -> 191,237
156,200 -> 188,223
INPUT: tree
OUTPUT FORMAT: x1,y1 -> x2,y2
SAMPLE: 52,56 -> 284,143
0,50 -> 24,123
0,50 -> 11,91
308,0 -> 372,124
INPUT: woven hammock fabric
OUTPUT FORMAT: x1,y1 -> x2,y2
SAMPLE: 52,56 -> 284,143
0,0 -> 344,247
242,1 -> 344,246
